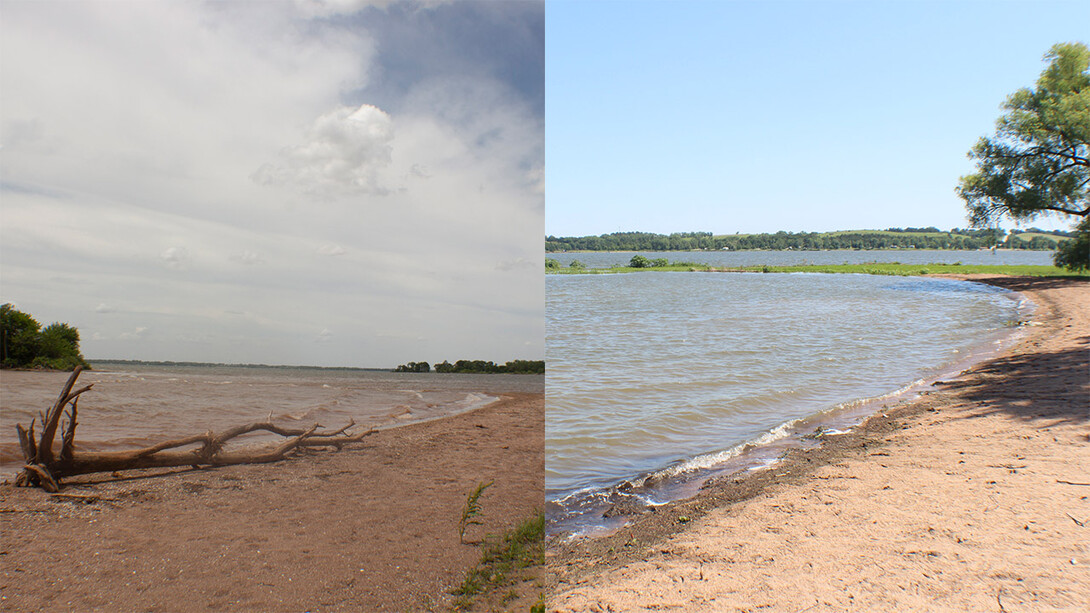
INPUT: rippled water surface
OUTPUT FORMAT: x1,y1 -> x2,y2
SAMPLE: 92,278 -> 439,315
546,272 -> 1025,533
0,365 -> 542,477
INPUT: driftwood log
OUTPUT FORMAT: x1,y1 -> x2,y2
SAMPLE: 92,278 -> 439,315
14,366 -> 374,491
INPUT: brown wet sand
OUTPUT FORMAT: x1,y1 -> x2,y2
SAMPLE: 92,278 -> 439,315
548,275 -> 1088,612
0,390 -> 544,612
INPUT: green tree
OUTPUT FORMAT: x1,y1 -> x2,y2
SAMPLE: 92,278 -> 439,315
394,361 -> 431,373
1054,216 -> 1090,271
957,42 -> 1089,268
36,323 -> 87,370
1,304 -> 41,366
629,254 -> 651,268
1,304 -> 89,370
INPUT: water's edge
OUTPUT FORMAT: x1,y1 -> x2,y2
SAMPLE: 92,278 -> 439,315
546,279 -> 1032,538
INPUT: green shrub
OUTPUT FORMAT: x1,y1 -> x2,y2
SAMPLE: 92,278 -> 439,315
1,305 -> 89,370
1053,218 -> 1089,271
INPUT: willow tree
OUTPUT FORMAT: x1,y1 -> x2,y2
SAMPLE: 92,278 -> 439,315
957,42 -> 1089,269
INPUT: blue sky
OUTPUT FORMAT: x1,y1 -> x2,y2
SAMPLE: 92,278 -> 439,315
1,1 -> 543,367
545,0 -> 1090,236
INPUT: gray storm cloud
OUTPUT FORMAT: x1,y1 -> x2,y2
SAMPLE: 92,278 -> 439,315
1,0 -> 543,367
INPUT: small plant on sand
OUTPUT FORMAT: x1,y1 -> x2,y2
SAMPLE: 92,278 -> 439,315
452,511 -> 546,610
459,480 -> 494,544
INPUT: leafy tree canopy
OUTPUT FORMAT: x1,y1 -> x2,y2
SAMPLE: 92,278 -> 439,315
957,42 -> 1089,227
1054,216 -> 1090,271
1,304 -> 90,370
405,359 -> 544,374
394,361 -> 431,373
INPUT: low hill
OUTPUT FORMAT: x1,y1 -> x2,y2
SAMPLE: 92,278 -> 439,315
545,228 -> 1070,252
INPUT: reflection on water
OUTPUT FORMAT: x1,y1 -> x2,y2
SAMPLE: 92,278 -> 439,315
546,272 -> 1025,535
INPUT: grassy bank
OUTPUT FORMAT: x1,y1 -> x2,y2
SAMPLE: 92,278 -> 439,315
547,262 -> 1088,277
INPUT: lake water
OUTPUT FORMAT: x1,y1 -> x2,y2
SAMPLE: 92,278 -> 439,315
545,270 -> 1028,535
0,364 -> 542,479
547,248 -> 1055,269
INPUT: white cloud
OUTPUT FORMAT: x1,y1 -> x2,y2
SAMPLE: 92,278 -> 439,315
160,247 -> 190,270
294,0 -> 384,16
0,1 -> 543,367
293,0 -> 452,18
253,104 -> 395,197
119,326 -> 149,340
231,250 -> 263,265
0,2 -> 375,217
317,244 -> 348,257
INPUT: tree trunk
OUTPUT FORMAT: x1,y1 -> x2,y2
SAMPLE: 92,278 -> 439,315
13,367 -> 374,491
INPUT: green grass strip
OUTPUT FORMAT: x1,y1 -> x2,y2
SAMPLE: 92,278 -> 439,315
452,511 -> 545,610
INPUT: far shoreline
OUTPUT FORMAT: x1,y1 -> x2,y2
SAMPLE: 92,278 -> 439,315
86,358 -> 545,374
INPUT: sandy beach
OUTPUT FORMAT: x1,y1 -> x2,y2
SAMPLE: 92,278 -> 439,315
0,389 -> 544,612
548,275 -> 1089,612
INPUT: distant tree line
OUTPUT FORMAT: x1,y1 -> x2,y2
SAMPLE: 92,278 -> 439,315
1,304 -> 90,370
395,359 -> 545,374
394,361 -> 432,373
545,228 -> 1073,253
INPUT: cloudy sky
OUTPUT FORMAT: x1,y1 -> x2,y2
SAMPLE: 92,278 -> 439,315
546,0 -> 1089,237
1,0 -> 544,367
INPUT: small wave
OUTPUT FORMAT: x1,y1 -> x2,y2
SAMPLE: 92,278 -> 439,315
825,379 -> 923,412
648,418 -> 801,481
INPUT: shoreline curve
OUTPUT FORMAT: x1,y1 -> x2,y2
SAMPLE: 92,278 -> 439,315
548,274 -> 1089,611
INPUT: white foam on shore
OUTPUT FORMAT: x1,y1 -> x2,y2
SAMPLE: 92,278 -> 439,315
650,418 -> 801,481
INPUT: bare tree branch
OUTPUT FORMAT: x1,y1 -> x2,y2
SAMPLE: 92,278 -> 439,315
13,369 -> 375,490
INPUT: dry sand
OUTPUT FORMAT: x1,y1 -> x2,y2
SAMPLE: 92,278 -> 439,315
0,389 -> 544,612
548,275 -> 1089,612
